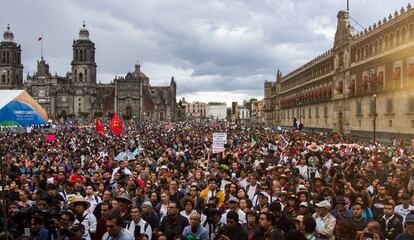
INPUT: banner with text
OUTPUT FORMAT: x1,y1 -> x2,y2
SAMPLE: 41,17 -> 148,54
213,132 -> 227,153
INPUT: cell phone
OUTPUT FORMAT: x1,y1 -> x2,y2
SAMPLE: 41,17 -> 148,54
24,228 -> 30,236
134,225 -> 141,238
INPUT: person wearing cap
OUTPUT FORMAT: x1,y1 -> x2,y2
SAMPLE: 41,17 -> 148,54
141,201 -> 160,239
71,195 -> 97,237
330,196 -> 352,221
215,210 -> 248,240
395,193 -> 414,224
379,200 -> 403,240
312,200 -> 336,240
116,194 -> 133,225
298,202 -> 312,217
395,214 -> 414,240
220,196 -> 246,224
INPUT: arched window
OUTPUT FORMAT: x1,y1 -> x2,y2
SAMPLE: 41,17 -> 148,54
79,50 -> 83,62
1,75 -> 5,83
79,72 -> 83,81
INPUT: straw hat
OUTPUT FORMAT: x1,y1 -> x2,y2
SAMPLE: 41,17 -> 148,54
68,195 -> 90,209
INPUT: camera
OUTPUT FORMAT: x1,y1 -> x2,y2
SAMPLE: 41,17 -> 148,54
203,203 -> 221,224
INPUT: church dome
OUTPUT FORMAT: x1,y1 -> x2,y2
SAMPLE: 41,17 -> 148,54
78,21 -> 90,40
3,24 -> 14,43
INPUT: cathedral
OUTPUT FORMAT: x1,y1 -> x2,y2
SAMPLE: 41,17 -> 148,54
0,23 -> 177,121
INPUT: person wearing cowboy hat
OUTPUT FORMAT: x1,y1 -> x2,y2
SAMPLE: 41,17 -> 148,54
70,195 -> 97,238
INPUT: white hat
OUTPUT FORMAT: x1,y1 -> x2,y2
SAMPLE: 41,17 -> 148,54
299,202 -> 308,208
315,200 -> 331,209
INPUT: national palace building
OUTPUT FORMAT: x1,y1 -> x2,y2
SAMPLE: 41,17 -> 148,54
264,3 -> 414,139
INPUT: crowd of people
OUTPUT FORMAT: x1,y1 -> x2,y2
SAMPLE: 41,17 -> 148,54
0,120 -> 414,240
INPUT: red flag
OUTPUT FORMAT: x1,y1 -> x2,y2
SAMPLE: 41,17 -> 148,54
109,114 -> 123,136
215,116 -> 219,127
95,118 -> 105,137
45,134 -> 55,142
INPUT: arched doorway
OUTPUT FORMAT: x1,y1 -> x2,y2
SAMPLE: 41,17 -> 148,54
125,106 -> 132,120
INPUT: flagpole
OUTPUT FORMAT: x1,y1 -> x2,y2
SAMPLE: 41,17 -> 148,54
41,32 -> 43,60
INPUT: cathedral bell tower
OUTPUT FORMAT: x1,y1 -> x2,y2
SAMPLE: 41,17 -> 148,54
71,22 -> 96,86
0,24 -> 23,89
71,22 -> 97,117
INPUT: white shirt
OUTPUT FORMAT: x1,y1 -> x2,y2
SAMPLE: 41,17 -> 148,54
394,204 -> 414,223
126,218 -> 152,240
297,165 -> 308,179
111,167 -> 132,182
84,194 -> 102,213
220,209 -> 246,224
74,211 -> 97,234
247,184 -> 258,201
239,177 -> 249,189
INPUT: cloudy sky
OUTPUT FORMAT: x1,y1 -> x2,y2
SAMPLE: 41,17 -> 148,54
0,0 -> 411,105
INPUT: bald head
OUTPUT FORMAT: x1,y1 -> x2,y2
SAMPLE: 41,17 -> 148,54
189,212 -> 201,227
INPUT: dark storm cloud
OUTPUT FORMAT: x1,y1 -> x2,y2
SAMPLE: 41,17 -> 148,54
0,0 -> 411,104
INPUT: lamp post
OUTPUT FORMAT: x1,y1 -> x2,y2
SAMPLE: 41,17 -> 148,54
368,68 -> 377,143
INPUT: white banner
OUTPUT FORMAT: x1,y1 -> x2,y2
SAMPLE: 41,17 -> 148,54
213,132 -> 227,153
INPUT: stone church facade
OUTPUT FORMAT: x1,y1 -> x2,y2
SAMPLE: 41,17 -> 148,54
264,4 -> 414,139
0,24 -> 176,121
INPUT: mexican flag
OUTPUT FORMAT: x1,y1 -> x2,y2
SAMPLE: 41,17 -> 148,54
251,131 -> 257,147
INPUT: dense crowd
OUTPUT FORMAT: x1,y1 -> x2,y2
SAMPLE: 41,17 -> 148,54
0,120 -> 414,240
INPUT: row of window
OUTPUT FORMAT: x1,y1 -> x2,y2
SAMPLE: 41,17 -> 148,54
74,49 -> 95,62
279,97 -> 414,121
1,51 -> 20,64
1,73 -> 19,84
354,22 -> 414,62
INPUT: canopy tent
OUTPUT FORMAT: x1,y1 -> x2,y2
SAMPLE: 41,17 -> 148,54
0,90 -> 48,126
